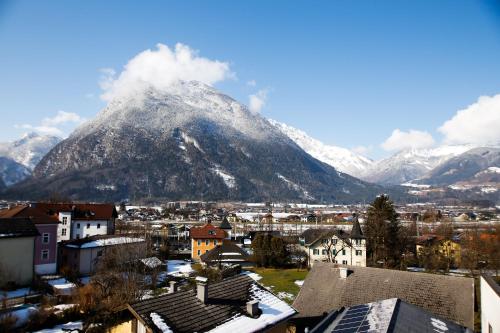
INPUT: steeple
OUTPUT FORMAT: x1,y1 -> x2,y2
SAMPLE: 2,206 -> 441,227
350,214 -> 364,239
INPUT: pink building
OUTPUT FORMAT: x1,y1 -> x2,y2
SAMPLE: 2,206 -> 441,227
0,205 -> 60,274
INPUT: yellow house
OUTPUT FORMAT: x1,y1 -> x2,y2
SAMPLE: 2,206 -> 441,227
190,222 -> 226,260
416,235 -> 462,267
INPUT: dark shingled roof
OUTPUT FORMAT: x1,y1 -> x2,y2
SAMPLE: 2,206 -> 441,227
219,216 -> 232,230
0,217 -> 40,239
300,228 -> 351,246
293,263 -> 474,329
350,217 -> 364,239
310,298 -> 471,333
200,242 -> 250,264
129,274 -> 291,333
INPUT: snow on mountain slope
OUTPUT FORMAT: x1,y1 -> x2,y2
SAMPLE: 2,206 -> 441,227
268,119 -> 373,177
0,157 -> 31,187
6,80 -> 388,203
0,132 -> 61,170
361,145 -> 473,185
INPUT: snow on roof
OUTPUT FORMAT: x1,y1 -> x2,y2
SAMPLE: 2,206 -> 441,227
66,237 -> 145,248
47,278 -> 76,296
207,283 -> 296,333
141,257 -> 163,268
150,312 -> 173,333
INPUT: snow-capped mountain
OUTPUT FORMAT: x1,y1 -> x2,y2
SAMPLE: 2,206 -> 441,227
360,145 -> 473,185
0,132 -> 61,170
6,81 -> 389,202
0,132 -> 61,186
268,120 -> 373,177
0,156 -> 31,187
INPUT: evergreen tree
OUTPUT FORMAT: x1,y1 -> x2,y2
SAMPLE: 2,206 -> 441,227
364,194 -> 401,267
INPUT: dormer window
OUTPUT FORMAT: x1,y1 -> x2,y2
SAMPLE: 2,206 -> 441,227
208,230 -> 215,235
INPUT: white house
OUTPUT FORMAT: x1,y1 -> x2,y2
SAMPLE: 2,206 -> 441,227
34,203 -> 117,241
299,218 -> 366,267
481,275 -> 500,333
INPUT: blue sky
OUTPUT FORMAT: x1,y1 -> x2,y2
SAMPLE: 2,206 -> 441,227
1,0 -> 500,159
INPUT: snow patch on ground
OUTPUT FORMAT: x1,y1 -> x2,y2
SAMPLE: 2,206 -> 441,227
65,237 -> 144,249
242,271 -> 262,281
167,260 -> 194,277
0,287 -> 33,299
47,278 -> 76,296
294,280 -> 304,287
33,321 -> 83,333
211,165 -> 236,188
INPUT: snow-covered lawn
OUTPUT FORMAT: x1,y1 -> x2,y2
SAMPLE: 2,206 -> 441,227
167,260 -> 194,277
34,321 -> 83,333
0,287 -> 33,299
51,303 -> 77,314
0,304 -> 38,327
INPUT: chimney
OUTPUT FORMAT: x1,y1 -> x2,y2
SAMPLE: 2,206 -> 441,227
168,281 -> 177,294
339,267 -> 350,279
246,300 -> 259,317
196,276 -> 208,303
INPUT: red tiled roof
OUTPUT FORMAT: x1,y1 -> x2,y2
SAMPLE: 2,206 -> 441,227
190,223 -> 226,239
0,205 -> 59,224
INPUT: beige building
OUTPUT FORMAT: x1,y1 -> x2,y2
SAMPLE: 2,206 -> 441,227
0,218 -> 38,287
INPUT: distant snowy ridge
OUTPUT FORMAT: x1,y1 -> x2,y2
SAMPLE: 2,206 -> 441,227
268,119 -> 373,177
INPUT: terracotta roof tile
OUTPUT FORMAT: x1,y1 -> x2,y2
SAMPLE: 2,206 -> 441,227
190,223 -> 226,239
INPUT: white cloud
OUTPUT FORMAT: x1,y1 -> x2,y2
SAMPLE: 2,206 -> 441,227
99,43 -> 234,101
381,129 -> 435,151
439,93 -> 500,145
247,79 -> 257,87
15,111 -> 86,138
352,145 -> 372,156
248,89 -> 268,113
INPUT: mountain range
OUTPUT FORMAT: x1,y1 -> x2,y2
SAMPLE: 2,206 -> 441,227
1,82 -> 498,204
3,81 -> 391,203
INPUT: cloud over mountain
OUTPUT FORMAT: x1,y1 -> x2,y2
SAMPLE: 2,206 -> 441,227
439,93 -> 500,145
381,129 -> 435,151
99,43 -> 234,101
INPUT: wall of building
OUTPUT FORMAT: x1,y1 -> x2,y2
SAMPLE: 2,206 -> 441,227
34,223 -> 58,274
191,238 -> 220,260
71,220 -> 108,239
481,276 -> 500,333
306,238 -> 366,267
0,237 -> 34,286
58,212 -> 72,242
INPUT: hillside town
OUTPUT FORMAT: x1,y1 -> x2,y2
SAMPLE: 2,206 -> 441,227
0,197 -> 498,332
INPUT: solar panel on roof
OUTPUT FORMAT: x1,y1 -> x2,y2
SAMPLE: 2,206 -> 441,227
332,304 -> 372,333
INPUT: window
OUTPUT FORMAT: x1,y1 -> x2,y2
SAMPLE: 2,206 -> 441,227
214,240 -> 218,245
342,249 -> 346,255
97,250 -> 103,257
86,223 -> 90,229
197,240 -> 201,246
208,230 -> 215,235
77,223 -> 80,229
42,233 -> 50,244
332,239 -> 337,245
322,249 -> 327,255
355,239 -> 362,245
205,240 -> 209,245
62,228 -> 67,236
197,250 -> 201,256
62,217 -> 67,225
41,249 -> 49,260
332,249 -> 336,255
97,223 -> 101,229
342,260 -> 348,265
356,250 -> 362,256
206,250 -> 209,253
313,249 -> 319,255
76,234 -> 80,239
